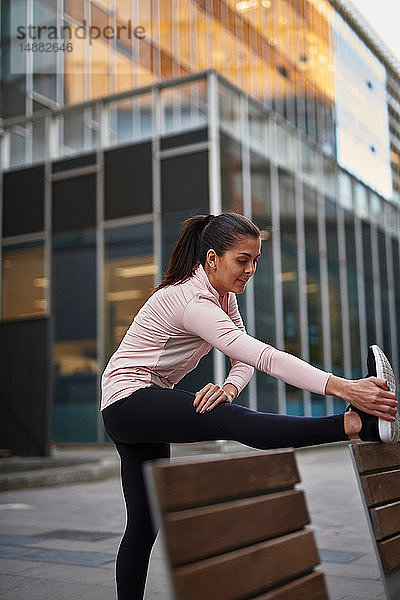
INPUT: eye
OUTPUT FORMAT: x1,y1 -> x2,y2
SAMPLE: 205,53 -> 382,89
237,260 -> 246,264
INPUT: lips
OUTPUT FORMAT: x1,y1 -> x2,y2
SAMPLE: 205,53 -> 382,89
237,278 -> 248,283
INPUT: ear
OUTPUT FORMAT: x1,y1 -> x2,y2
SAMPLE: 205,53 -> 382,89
206,248 -> 218,270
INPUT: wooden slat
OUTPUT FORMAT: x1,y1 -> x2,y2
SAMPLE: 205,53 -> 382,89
152,450 -> 299,512
378,533 -> 400,573
252,571 -> 328,600
172,529 -> 320,600
361,469 -> 400,507
370,500 -> 400,540
352,442 -> 400,474
164,489 -> 309,567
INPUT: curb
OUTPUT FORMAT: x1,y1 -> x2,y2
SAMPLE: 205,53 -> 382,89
0,457 -> 120,492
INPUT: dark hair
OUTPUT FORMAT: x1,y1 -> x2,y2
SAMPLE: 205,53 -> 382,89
154,212 -> 260,291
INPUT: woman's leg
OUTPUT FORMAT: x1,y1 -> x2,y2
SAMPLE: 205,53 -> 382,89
103,387 -> 346,450
114,441 -> 170,600
102,387 -> 347,599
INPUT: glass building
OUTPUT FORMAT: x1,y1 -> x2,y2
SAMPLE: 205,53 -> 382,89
1,0 -> 400,444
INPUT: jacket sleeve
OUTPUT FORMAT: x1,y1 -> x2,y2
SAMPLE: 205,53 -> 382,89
221,294 -> 254,395
183,295 -> 331,395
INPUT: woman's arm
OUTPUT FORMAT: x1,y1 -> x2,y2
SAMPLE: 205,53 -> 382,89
184,297 -> 397,417
222,294 -> 254,394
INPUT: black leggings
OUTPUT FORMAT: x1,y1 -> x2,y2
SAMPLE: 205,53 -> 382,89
102,386 -> 346,600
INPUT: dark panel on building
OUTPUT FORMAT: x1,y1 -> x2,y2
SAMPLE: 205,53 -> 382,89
52,153 -> 96,173
160,127 -> 208,150
53,232 -> 96,341
2,166 -> 45,236
161,150 -> 209,212
1,79 -> 26,119
52,174 -> 96,233
104,142 -> 152,219
0,317 -> 51,456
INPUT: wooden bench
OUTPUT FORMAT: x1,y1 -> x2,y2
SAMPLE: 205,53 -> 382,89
349,442 -> 400,600
146,449 -> 329,600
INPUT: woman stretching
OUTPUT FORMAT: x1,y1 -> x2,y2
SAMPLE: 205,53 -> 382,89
101,212 -> 399,600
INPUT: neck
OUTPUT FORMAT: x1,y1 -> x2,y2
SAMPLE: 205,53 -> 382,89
203,264 -> 226,297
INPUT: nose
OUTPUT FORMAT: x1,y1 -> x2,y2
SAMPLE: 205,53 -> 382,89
245,263 -> 255,276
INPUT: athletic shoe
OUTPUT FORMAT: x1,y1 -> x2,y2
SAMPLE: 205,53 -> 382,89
367,345 -> 399,443
346,345 -> 398,443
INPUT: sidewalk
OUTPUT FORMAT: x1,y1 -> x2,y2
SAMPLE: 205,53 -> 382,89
0,442 -> 386,600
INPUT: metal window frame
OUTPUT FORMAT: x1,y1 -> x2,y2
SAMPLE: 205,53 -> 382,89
295,133 -> 311,416
208,72 -> 225,389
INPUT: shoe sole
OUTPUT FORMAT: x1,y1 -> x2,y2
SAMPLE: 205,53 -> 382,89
371,345 -> 399,443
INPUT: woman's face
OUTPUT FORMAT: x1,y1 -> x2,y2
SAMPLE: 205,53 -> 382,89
205,235 -> 261,296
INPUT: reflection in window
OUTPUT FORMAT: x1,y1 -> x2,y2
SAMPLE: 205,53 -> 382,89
220,133 -> 243,214
392,239 -> 400,376
251,153 -> 277,412
303,185 -> 325,415
344,209 -> 362,378
325,197 -> 344,413
106,94 -> 153,147
279,168 -> 302,415
161,81 -> 207,137
2,243 -> 46,320
52,231 -> 97,442
362,221 -> 376,346
104,223 -> 154,358
378,229 -> 391,359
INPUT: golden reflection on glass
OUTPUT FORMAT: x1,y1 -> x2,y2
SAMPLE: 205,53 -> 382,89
91,36 -> 110,98
115,0 -> 131,22
54,339 -> 97,376
90,2 -> 112,98
105,254 -> 156,354
59,0 -> 336,143
2,246 -> 47,320
64,30 -> 85,104
65,0 -> 84,23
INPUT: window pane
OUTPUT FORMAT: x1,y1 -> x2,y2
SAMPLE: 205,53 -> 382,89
325,197 -> 344,413
3,166 -> 44,237
251,153 -> 277,413
378,229 -> 391,359
105,142 -> 152,220
392,238 -> 400,379
52,174 -> 96,233
279,168 -> 302,415
106,94 -> 153,148
220,133 -> 243,214
362,220 -> 376,346
105,223 -> 154,359
304,184 -> 325,416
161,80 -> 207,137
2,243 -> 46,320
58,108 -> 99,158
52,231 -> 97,443
344,209 -> 362,377
161,151 -> 209,215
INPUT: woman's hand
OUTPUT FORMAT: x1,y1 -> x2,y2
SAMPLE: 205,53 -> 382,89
193,383 -> 237,413
326,375 -> 398,421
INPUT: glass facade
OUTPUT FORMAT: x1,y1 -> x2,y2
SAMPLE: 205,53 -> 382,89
1,1 -> 400,443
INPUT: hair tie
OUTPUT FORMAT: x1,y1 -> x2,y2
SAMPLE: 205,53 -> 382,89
203,214 -> 214,228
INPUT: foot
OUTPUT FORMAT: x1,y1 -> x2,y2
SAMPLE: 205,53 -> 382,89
347,345 -> 399,443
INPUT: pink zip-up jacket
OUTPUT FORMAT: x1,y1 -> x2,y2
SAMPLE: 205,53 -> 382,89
101,264 -> 331,410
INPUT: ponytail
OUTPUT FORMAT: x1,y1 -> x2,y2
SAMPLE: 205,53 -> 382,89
154,212 -> 260,291
154,215 -> 207,291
